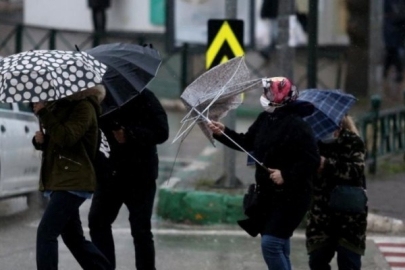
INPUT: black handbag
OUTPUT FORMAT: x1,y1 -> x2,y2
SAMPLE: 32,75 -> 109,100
243,184 -> 262,218
329,185 -> 368,214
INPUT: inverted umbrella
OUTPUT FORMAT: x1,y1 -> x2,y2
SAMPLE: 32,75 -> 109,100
85,43 -> 161,116
173,56 -> 262,145
0,50 -> 106,103
298,89 -> 357,140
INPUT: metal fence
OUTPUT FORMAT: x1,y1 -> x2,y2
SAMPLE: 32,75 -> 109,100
359,93 -> 405,174
0,22 -> 346,96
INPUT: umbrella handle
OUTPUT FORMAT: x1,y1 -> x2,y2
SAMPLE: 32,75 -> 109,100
39,120 -> 44,134
190,107 -> 269,171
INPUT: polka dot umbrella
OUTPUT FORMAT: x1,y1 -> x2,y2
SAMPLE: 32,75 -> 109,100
0,50 -> 107,103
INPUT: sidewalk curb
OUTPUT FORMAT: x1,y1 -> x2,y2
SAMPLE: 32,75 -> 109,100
156,140 -> 405,233
367,213 -> 405,233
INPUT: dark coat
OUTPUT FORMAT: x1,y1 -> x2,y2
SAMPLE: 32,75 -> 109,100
99,89 -> 169,184
306,129 -> 367,255
214,108 -> 320,238
261,0 -> 279,19
88,0 -> 111,9
33,96 -> 101,192
384,0 -> 405,47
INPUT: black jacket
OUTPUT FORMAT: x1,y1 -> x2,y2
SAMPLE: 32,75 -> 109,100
261,0 -> 279,19
99,89 -> 169,183
88,0 -> 110,9
215,108 -> 320,238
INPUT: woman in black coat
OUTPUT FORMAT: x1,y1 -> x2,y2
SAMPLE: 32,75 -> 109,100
208,77 -> 320,270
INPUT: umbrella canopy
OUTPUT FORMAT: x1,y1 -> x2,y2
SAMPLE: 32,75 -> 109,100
298,89 -> 357,140
173,56 -> 262,145
0,50 -> 106,103
85,43 -> 161,116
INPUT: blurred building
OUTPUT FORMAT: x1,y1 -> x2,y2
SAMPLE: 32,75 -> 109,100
22,0 -> 349,46
23,0 -> 165,33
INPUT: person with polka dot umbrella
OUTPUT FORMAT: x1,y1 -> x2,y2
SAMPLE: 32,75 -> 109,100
0,50 -> 107,103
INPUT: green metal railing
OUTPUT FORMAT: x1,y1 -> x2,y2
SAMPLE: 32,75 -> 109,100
359,93 -> 405,174
0,22 -> 346,96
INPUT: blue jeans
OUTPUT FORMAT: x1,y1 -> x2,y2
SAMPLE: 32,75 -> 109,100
261,234 -> 291,270
309,244 -> 361,270
37,191 -> 111,270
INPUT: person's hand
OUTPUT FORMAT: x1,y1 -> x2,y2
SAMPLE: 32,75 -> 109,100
268,168 -> 284,185
33,102 -> 45,114
318,156 -> 326,173
207,121 -> 225,136
35,131 -> 44,144
113,129 -> 126,144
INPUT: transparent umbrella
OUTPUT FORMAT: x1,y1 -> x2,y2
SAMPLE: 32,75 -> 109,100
173,56 -> 262,145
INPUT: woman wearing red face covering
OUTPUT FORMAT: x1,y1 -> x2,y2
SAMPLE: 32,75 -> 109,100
208,77 -> 320,270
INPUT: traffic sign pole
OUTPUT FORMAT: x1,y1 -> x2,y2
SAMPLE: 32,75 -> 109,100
204,1 -> 243,188
224,0 -> 237,188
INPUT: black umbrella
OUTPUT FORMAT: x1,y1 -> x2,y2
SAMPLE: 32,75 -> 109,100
85,43 -> 162,116
0,50 -> 106,103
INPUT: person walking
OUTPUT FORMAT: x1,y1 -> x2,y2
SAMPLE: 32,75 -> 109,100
208,77 -> 320,270
88,88 -> 169,270
259,0 -> 279,60
306,115 -> 367,270
88,0 -> 111,33
32,85 -> 112,270
383,0 -> 405,83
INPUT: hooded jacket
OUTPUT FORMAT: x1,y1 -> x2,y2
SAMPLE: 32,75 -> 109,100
33,93 -> 102,192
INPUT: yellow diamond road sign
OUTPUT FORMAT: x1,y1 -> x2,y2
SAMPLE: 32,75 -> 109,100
206,20 -> 244,70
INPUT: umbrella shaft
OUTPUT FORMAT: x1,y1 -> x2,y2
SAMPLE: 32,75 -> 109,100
191,107 -> 267,170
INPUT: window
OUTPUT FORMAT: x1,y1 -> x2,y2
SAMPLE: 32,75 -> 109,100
18,103 -> 33,113
0,103 -> 12,110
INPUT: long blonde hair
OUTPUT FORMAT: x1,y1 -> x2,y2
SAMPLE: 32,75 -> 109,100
341,115 -> 359,136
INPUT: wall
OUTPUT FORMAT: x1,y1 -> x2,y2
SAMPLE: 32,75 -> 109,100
23,0 -> 164,33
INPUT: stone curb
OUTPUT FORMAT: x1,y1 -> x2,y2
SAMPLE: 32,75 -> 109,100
157,98 -> 405,232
